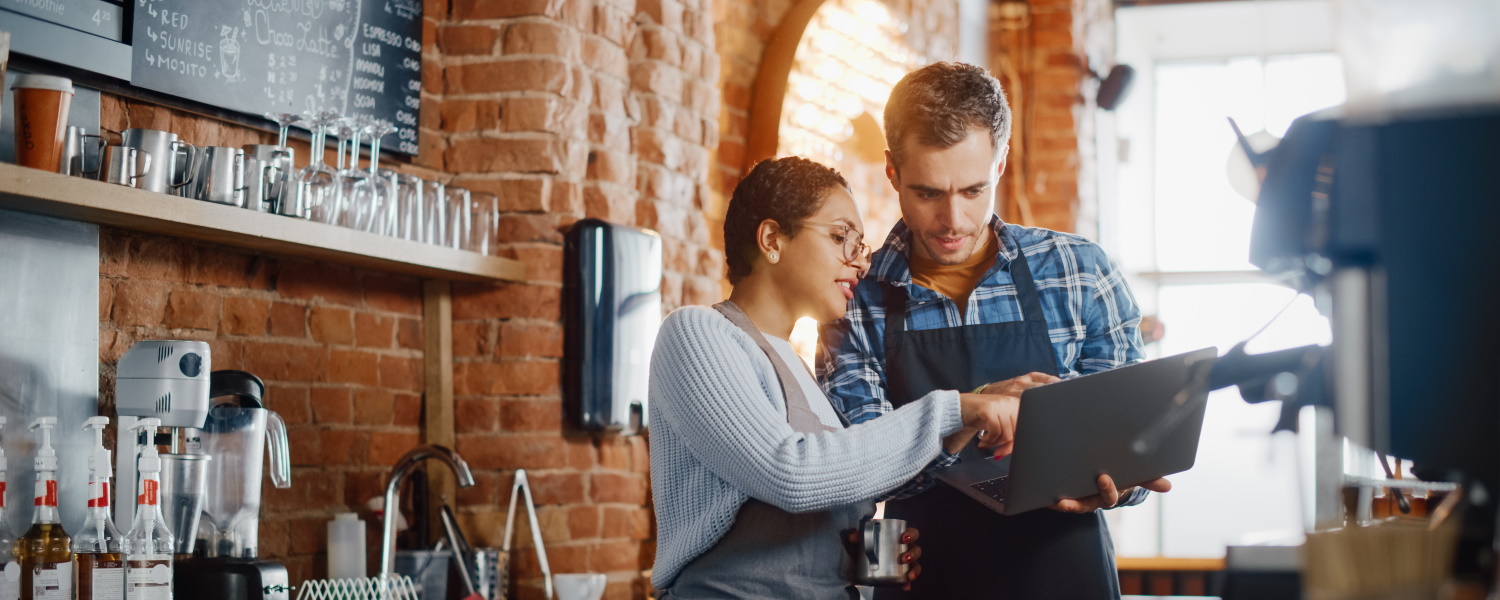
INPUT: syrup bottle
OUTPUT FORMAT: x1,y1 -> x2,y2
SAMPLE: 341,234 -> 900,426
77,417 -> 124,600
17,417 -> 73,600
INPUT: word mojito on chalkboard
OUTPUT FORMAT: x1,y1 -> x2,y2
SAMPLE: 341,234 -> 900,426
130,0 -> 422,155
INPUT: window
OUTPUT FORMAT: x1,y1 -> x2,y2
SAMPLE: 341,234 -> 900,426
1107,2 -> 1347,558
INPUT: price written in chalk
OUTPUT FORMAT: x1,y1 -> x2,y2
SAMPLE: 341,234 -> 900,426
131,0 -> 424,155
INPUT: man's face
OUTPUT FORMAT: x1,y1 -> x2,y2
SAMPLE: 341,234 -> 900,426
886,127 -> 1007,265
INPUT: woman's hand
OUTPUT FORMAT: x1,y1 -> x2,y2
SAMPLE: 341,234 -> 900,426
844,526 -> 924,590
958,393 -> 1020,454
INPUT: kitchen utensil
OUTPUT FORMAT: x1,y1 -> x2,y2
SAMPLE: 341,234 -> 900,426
121,128 -> 196,193
498,469 -> 552,600
179,146 -> 248,206
159,453 -> 211,554
60,125 -> 105,177
243,145 -> 293,213
438,501 -> 478,598
853,517 -> 910,586
101,145 -> 151,187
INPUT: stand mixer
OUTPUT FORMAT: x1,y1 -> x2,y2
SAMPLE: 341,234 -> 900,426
175,370 -> 293,600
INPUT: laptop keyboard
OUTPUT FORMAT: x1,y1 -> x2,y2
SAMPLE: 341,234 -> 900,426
970,476 -> 1009,503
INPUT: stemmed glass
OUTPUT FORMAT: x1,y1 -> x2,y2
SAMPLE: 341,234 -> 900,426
264,112 -> 300,148
363,119 -> 399,236
295,111 -> 341,222
332,117 -> 374,230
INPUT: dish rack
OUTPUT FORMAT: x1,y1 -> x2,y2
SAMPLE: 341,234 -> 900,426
294,469 -> 552,600
293,575 -> 421,600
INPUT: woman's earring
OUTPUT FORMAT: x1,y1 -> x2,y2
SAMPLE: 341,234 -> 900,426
769,253 -> 778,263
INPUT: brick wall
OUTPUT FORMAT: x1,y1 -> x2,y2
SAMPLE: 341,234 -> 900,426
97,226 -> 427,583
990,0 -> 1115,234
88,1 -> 1106,598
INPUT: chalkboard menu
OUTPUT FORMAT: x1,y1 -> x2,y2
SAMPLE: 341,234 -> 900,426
129,0 -> 421,155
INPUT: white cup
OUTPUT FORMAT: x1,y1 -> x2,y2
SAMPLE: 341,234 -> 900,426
553,573 -> 606,600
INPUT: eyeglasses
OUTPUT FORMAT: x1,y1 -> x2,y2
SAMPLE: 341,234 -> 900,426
802,221 -> 871,264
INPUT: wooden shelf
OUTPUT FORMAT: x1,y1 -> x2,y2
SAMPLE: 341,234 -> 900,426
0,164 -> 524,282
1117,557 -> 1227,571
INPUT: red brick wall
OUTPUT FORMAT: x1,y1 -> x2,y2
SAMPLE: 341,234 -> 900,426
990,0 -> 1115,234
89,1 -> 1105,598
96,224 -> 426,583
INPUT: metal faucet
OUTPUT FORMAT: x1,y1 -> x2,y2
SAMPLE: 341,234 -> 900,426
379,444 -> 477,580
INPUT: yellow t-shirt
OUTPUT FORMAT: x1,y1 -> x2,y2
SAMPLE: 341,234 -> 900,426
909,232 -> 1000,318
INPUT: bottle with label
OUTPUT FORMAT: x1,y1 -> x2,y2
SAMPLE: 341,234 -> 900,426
124,419 -> 171,600
18,418 -> 73,600
77,417 -> 124,600
0,418 -> 22,600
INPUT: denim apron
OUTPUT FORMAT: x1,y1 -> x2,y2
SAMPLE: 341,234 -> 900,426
873,242 -> 1120,600
662,302 -> 871,600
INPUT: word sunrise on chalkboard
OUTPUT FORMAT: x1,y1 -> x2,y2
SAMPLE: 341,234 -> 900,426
130,0 -> 422,155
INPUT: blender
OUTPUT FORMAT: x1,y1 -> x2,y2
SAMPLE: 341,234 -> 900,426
174,370 -> 294,600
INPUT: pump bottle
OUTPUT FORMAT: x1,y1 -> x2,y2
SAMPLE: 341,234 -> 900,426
18,417 -> 73,600
77,417 -> 124,600
124,419 -> 171,600
0,417 -> 21,600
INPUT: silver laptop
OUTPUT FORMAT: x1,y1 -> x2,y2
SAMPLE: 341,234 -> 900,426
934,347 -> 1217,515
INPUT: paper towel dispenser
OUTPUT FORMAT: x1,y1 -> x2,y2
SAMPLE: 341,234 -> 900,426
563,219 -> 663,435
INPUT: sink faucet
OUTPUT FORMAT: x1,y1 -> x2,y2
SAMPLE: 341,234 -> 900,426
379,444 -> 477,580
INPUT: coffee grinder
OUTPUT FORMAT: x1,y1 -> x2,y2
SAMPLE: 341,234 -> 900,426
174,370 -> 293,600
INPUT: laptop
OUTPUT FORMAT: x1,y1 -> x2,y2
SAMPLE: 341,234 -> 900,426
934,347 -> 1217,515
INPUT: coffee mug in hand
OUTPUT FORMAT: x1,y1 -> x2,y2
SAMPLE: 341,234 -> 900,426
553,573 -> 606,600
11,74 -> 74,171
855,518 -> 910,586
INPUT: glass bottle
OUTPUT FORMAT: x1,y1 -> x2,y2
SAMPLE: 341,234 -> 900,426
123,419 -> 171,600
77,418 -> 123,600
17,418 -> 73,600
0,417 -> 21,600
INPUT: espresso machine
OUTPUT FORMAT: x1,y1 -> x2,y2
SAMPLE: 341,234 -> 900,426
175,370 -> 293,600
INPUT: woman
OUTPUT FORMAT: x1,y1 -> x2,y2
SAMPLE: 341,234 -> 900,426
649,157 -> 1024,599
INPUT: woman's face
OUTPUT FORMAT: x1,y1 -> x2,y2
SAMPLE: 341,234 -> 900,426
775,187 -> 871,322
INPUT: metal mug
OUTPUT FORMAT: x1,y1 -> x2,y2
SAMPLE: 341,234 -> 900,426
121,128 -> 196,193
854,517 -> 910,586
100,145 -> 152,187
179,146 -> 247,206
59,125 -> 105,177
243,144 -> 294,213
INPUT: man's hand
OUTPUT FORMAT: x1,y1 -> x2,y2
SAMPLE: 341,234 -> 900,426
1051,474 -> 1173,513
955,373 -> 1059,455
976,372 -> 1061,396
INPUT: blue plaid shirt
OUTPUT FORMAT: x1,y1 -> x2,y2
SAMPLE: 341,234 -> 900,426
816,216 -> 1146,500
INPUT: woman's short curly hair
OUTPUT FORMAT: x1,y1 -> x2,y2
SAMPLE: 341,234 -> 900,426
723,157 -> 850,285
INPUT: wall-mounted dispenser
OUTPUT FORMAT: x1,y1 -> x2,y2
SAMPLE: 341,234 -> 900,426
563,219 -> 663,435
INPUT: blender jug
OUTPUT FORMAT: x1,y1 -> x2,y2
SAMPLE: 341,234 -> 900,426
188,370 -> 291,558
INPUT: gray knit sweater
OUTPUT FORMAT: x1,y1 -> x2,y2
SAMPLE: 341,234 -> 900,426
649,306 -> 964,590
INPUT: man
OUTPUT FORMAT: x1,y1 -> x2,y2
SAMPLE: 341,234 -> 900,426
817,62 -> 1170,598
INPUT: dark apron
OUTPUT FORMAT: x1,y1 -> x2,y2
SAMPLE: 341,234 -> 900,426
663,302 -> 869,600
874,246 -> 1120,600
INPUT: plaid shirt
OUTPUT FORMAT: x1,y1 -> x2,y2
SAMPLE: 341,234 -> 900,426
816,216 -> 1146,500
